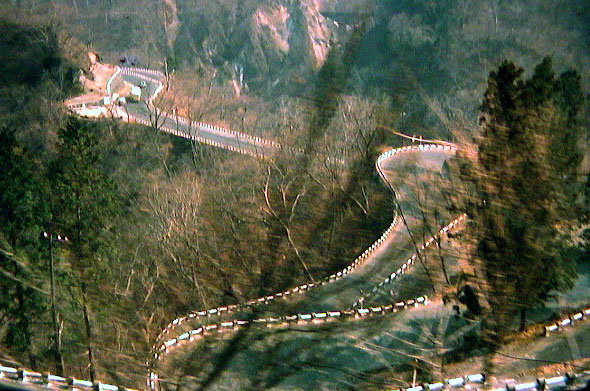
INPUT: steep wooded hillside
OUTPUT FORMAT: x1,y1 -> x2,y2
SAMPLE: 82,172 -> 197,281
7,0 -> 590,137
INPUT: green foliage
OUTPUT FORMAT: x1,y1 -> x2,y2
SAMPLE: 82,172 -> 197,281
0,20 -> 58,87
550,69 -> 585,182
554,70 -> 585,119
0,13 -> 167,378
0,15 -> 79,369
0,239 -> 46,361
523,58 -> 586,216
51,116 -> 121,270
165,55 -> 178,73
0,127 -> 49,248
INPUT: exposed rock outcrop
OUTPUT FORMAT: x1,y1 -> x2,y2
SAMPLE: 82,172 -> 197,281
173,0 -> 338,88
246,0 -> 333,72
79,52 -> 118,95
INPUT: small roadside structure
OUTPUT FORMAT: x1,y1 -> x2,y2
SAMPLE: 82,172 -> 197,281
72,105 -> 107,118
131,85 -> 141,99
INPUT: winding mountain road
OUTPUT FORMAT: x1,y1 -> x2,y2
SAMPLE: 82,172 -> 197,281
154,147 -> 464,391
114,66 -> 590,391
119,69 -> 272,157
105,68 -> 475,390
0,64 -> 584,391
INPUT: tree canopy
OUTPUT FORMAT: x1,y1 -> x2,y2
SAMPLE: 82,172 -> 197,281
459,58 -> 583,338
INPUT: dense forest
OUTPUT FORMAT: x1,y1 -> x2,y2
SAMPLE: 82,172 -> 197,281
1,0 -> 590,389
5,0 -> 590,133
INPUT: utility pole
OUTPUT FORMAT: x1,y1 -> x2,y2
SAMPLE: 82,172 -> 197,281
43,231 -> 67,376
73,219 -> 96,383
82,294 -> 96,383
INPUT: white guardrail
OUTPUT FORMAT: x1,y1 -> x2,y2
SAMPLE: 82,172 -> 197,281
544,307 -> 590,335
120,67 -> 165,78
119,68 -> 280,149
154,296 -> 430,357
147,144 -> 462,340
105,67 -> 121,96
129,116 -> 263,158
2,364 -> 589,391
0,365 -> 139,391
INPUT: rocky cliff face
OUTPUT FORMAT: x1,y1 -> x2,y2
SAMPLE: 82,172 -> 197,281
170,0 -> 343,89
299,0 -> 333,69
248,0 -> 332,70
237,0 -> 336,85
15,0 -> 352,90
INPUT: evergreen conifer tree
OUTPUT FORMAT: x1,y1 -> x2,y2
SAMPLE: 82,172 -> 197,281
51,116 -> 121,381
464,58 -> 580,338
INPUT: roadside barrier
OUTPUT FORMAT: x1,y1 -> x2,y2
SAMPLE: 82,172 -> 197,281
66,101 -> 103,109
142,142 -> 471,390
150,84 -> 163,102
0,365 -> 139,391
351,144 -> 463,308
387,372 -> 590,391
122,104 -> 470,386
146,143 -> 462,348
4,360 -> 587,391
169,115 -> 280,149
544,307 -> 590,335
121,71 -> 162,86
119,71 -> 278,148
154,296 -> 430,360
120,67 -> 165,79
129,117 -> 263,159
352,213 -> 466,308
106,67 -> 122,96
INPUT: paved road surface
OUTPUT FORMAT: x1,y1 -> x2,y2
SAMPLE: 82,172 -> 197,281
121,72 -> 270,157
